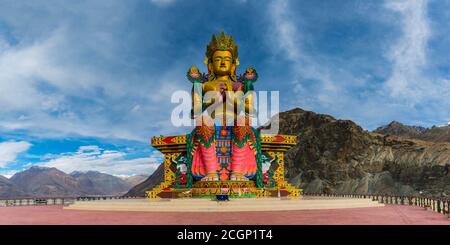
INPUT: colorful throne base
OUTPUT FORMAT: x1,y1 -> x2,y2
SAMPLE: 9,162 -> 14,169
192,180 -> 256,197
147,134 -> 302,199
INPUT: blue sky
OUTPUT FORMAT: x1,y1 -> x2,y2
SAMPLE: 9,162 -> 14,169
0,0 -> 449,177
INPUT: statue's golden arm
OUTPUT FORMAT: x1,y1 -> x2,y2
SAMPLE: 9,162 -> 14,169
191,85 -> 223,118
191,85 -> 204,118
244,92 -> 256,116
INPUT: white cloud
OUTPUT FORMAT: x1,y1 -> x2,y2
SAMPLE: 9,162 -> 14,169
269,0 -> 301,61
149,0 -> 177,7
0,29 -> 143,140
0,38 -> 9,52
384,0 -> 431,99
0,2 -> 189,142
0,141 -> 32,167
37,145 -> 163,176
0,170 -> 22,179
265,0 -> 450,129
268,0 -> 344,110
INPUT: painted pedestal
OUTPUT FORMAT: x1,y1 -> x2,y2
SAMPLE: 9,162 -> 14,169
147,134 -> 301,199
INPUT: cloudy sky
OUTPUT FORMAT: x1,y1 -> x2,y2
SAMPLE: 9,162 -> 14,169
0,0 -> 449,177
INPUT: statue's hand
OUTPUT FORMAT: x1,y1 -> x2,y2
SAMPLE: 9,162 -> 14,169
218,82 -> 227,93
212,90 -> 223,107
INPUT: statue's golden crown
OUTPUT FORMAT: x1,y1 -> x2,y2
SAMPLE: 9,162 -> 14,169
205,31 -> 239,65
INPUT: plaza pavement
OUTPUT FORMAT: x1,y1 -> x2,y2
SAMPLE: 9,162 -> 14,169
0,204 -> 448,225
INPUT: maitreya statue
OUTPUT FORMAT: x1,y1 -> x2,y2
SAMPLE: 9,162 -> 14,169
185,32 -> 262,186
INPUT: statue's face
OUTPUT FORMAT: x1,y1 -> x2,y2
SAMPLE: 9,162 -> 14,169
211,50 -> 233,76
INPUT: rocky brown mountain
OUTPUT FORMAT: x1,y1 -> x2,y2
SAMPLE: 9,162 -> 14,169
10,166 -> 86,197
4,167 -> 134,198
374,121 -> 450,142
0,175 -> 27,198
70,171 -> 132,195
124,163 -> 163,197
275,108 -> 450,197
131,108 -> 450,198
373,121 -> 427,138
121,174 -> 149,187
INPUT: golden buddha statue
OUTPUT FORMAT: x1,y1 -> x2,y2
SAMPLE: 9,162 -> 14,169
186,32 -> 260,183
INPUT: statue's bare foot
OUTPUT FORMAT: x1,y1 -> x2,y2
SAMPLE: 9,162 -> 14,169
201,173 -> 219,181
230,173 -> 249,181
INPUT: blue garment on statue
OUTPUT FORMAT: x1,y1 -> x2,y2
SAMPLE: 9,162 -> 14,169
215,126 -> 232,170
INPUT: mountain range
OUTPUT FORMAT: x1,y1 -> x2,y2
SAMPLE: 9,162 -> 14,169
121,174 -> 150,187
125,163 -> 164,197
128,108 -> 450,197
0,175 -> 27,198
276,108 -> 450,197
0,166 -> 148,198
373,121 -> 450,142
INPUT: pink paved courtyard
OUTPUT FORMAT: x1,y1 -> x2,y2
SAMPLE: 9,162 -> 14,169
0,204 -> 449,225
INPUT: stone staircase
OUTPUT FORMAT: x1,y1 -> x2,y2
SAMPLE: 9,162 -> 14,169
65,197 -> 384,212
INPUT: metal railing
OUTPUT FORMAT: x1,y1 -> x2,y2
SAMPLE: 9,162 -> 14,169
0,197 -> 75,207
75,195 -> 143,201
0,195 -> 144,207
305,193 -> 450,218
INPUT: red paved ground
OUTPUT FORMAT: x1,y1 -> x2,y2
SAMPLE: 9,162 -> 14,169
0,204 -> 448,225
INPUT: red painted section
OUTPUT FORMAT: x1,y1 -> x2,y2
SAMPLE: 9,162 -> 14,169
272,135 -> 285,143
0,205 -> 448,225
162,136 -> 176,144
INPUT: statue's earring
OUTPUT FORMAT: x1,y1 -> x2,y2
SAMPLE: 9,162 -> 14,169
207,62 -> 215,81
230,64 -> 237,82
208,72 -> 215,81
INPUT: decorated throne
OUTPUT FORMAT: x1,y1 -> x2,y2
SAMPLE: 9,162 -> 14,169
146,32 -> 301,199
